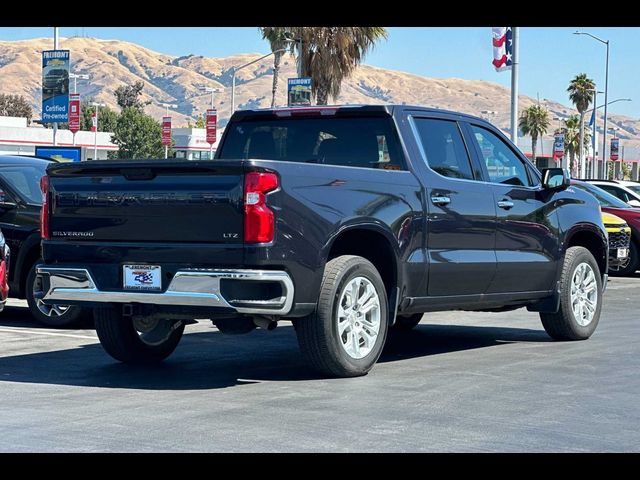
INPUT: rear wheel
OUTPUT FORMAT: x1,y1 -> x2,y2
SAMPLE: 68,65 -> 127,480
26,261 -> 85,327
94,307 -> 185,364
295,255 -> 389,378
540,246 -> 602,341
609,240 -> 639,276
392,313 -> 423,331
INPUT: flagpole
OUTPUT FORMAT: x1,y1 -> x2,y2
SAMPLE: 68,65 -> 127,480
510,26 -> 519,148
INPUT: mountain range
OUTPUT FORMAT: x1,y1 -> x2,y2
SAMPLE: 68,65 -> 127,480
1,37 -> 638,151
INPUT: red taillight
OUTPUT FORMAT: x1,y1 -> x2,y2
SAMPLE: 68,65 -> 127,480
244,172 -> 278,243
40,175 -> 50,240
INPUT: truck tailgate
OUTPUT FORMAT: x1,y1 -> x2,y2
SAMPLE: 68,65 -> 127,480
47,161 -> 245,243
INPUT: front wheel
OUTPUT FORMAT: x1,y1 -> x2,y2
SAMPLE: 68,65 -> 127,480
26,261 -> 85,327
540,246 -> 603,341
94,307 -> 185,364
295,255 -> 389,378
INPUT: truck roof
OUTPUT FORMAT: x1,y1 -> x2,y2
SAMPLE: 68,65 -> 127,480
229,104 -> 490,124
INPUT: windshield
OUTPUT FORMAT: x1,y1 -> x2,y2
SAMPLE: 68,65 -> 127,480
0,164 -> 48,204
572,182 -> 630,209
627,185 -> 640,196
217,116 -> 406,170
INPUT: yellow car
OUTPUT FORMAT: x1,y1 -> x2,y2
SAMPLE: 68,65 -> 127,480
603,212 -> 631,271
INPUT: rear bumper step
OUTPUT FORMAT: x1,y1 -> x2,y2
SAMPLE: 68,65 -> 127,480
36,267 -> 294,316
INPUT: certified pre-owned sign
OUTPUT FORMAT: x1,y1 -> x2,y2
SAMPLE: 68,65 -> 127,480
42,50 -> 70,124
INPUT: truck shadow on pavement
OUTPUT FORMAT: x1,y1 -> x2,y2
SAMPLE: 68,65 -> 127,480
0,307 -> 551,390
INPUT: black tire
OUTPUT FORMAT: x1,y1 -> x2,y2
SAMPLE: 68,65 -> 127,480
295,255 -> 389,378
94,307 -> 185,364
392,313 -> 423,331
26,261 -> 85,327
540,246 -> 603,341
609,240 -> 639,277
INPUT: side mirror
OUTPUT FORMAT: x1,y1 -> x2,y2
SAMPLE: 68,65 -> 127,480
541,168 -> 570,191
0,190 -> 16,210
627,199 -> 640,208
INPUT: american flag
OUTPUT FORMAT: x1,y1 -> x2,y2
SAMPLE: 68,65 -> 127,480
492,27 -> 513,72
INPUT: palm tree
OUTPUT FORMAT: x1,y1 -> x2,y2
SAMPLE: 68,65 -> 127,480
287,27 -> 388,105
519,104 -> 550,163
563,114 -> 592,177
567,73 -> 595,176
260,27 -> 291,108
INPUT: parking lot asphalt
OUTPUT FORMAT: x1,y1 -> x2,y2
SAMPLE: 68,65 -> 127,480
0,275 -> 639,452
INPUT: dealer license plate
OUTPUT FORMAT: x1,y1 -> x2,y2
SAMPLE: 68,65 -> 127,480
617,248 -> 629,259
123,265 -> 162,291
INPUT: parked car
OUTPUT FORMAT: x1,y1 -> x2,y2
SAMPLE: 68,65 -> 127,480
600,212 -> 631,272
585,179 -> 640,208
571,179 -> 640,275
0,229 -> 9,312
0,156 -> 85,325
36,105 -> 607,377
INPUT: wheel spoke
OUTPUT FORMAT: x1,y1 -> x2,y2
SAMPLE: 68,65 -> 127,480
338,318 -> 350,335
351,331 -> 361,357
358,284 -> 374,307
360,298 -> 378,315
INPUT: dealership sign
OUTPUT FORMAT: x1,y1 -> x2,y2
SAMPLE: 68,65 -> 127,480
553,133 -> 565,160
90,110 -> 97,132
41,50 -> 70,123
288,77 -> 312,106
68,93 -> 80,134
162,117 -> 172,145
206,109 -> 217,144
610,137 -> 619,161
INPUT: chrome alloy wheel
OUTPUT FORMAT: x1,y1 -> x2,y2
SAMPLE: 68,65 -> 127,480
570,262 -> 598,327
33,274 -> 71,317
337,276 -> 381,359
133,317 -> 181,346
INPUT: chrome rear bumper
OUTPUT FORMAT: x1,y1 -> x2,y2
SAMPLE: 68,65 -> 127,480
36,267 -> 294,316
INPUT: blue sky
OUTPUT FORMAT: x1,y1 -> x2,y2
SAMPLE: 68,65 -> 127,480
2,26 -> 637,118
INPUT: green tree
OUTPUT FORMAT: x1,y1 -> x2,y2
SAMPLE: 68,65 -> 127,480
112,107 -> 168,159
114,81 -> 151,110
0,94 -> 33,124
519,104 -> 550,163
287,27 -> 388,105
567,73 -> 595,175
563,114 -> 591,176
260,27 -> 291,108
80,101 -> 119,132
195,115 -> 205,128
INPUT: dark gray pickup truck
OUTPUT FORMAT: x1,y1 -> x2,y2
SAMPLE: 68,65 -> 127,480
36,105 -> 608,377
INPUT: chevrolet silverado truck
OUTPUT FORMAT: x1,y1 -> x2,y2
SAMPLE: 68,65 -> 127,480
36,105 -> 608,378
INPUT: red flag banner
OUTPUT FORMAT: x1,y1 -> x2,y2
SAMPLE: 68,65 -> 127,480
610,137 -> 619,161
90,110 -> 97,133
69,93 -> 80,134
206,109 -> 217,145
162,116 -> 172,146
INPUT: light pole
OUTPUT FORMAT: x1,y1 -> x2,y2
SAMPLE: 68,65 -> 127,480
574,30 -> 609,178
69,72 -> 89,94
585,88 -> 604,178
584,98 -> 632,178
90,102 -> 106,160
199,86 -> 221,159
53,27 -> 59,146
159,103 -> 178,159
230,47 -> 291,114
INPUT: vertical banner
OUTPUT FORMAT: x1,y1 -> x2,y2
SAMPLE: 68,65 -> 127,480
90,110 -> 97,132
553,133 -> 565,161
42,50 -> 70,123
68,93 -> 81,134
288,78 -> 312,106
610,137 -> 619,161
162,117 -> 172,146
491,27 -> 513,72
206,108 -> 217,144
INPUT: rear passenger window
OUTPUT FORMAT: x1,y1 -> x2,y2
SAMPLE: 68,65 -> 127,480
413,118 -> 474,180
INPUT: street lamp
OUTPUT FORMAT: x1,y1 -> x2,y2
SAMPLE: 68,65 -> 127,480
585,97 -> 632,178
90,102 -> 106,160
230,45 -> 292,114
584,88 -> 604,178
159,103 -> 178,159
69,72 -> 89,94
574,30 -> 609,178
198,86 -> 221,159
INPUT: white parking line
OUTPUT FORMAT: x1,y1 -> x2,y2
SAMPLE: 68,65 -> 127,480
0,327 -> 97,340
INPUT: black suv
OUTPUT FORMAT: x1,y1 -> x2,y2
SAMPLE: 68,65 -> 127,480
0,156 -> 84,326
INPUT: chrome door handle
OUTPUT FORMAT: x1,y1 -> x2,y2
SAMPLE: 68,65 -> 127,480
431,195 -> 451,206
497,200 -> 514,210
